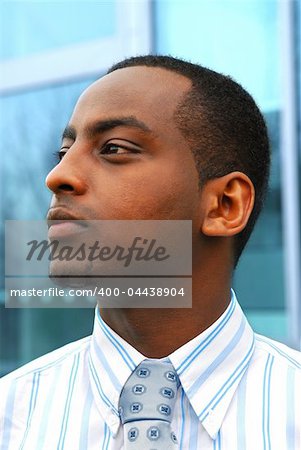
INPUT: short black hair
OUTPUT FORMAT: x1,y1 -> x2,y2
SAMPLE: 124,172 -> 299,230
107,55 -> 271,266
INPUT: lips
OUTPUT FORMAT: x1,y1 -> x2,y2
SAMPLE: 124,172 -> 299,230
47,208 -> 88,239
48,221 -> 88,239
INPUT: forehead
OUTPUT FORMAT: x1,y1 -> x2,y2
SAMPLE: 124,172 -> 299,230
70,66 -> 192,132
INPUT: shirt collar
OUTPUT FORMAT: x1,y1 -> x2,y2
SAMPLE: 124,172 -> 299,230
88,289 -> 255,439
88,307 -> 145,435
169,289 -> 255,439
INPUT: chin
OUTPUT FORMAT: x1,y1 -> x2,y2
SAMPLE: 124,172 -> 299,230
48,260 -> 92,288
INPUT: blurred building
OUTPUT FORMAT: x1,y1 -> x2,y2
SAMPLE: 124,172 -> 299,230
0,0 -> 300,376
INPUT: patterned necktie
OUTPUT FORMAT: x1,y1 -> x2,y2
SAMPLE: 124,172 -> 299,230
119,358 -> 179,449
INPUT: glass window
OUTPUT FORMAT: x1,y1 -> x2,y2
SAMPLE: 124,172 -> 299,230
155,0 -> 280,110
0,1 -> 116,61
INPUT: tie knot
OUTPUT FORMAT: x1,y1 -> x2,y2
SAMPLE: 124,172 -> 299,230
119,359 -> 179,425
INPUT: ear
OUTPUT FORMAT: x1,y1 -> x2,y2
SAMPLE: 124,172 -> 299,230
201,172 -> 255,237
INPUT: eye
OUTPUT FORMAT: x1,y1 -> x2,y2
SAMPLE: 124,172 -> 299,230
53,149 -> 67,164
59,149 -> 68,160
100,143 -> 140,156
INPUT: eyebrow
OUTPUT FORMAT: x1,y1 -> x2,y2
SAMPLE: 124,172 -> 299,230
61,116 -> 152,141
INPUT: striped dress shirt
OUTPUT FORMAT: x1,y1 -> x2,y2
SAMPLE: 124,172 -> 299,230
0,290 -> 300,450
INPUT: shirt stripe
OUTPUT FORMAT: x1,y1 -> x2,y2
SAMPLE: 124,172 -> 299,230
236,366 -> 248,449
179,388 -> 186,450
78,387 -> 93,449
286,365 -> 296,450
57,353 -> 80,450
262,354 -> 274,450
19,371 -> 40,450
35,364 -> 63,448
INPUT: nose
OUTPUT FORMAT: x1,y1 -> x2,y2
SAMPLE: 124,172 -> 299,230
45,150 -> 87,195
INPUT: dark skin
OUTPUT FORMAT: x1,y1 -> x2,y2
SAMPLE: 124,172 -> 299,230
46,66 -> 255,357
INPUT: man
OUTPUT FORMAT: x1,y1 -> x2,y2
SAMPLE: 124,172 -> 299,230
0,55 -> 300,449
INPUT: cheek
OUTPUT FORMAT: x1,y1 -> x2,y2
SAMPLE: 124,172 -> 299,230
96,163 -> 200,220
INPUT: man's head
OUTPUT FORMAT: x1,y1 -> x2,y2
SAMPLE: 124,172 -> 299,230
46,55 -> 270,270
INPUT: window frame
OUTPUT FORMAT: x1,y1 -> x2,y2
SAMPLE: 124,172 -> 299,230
0,0 -> 153,94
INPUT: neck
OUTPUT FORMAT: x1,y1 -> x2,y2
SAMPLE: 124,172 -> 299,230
99,254 -> 233,358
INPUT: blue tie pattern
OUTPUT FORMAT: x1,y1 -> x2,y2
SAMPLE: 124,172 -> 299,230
119,359 -> 179,449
